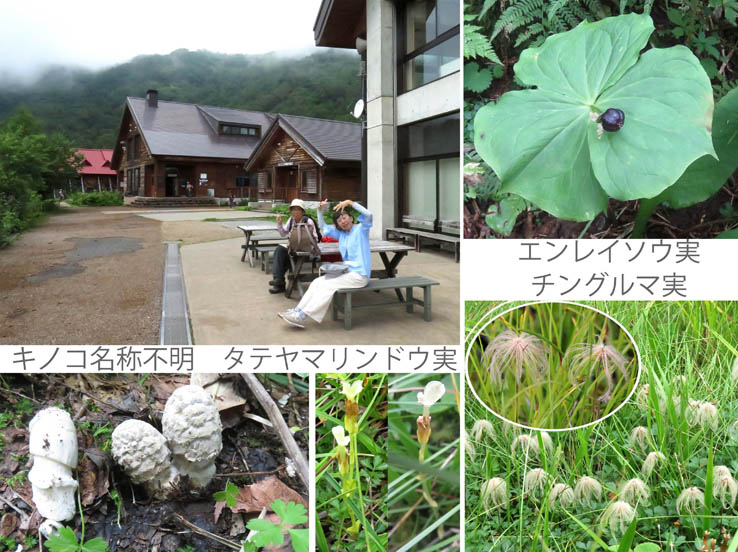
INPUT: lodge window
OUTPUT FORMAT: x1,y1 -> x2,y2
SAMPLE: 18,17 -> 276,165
257,171 -> 271,192
235,176 -> 249,187
301,169 -> 318,194
134,167 -> 140,190
398,112 -> 460,235
399,0 -> 460,92
221,124 -> 260,137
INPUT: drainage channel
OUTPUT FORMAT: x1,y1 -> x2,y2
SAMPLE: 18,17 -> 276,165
160,242 -> 192,345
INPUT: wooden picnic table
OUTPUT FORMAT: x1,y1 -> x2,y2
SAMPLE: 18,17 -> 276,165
286,239 -> 415,299
237,224 -> 286,267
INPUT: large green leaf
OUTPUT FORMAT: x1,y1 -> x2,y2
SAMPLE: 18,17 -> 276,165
474,13 -> 716,221
658,87 -> 738,208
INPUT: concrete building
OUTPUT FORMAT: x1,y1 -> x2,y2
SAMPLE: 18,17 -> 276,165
314,0 -> 460,240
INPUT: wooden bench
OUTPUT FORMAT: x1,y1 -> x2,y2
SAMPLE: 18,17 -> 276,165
385,228 -> 460,263
255,246 -> 276,272
331,276 -> 440,330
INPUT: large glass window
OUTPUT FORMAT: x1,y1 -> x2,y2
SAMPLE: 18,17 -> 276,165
401,0 -> 459,92
399,112 -> 460,235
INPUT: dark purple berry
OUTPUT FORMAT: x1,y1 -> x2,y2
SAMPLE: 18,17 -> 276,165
599,108 -> 625,132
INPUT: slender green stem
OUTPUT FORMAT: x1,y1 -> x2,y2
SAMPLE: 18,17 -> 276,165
632,196 -> 660,238
350,432 -> 372,551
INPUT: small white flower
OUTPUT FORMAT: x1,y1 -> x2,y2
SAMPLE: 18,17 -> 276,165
574,476 -> 602,507
341,380 -> 363,401
641,451 -> 666,479
629,426 -> 650,452
417,381 -> 445,407
331,426 -> 350,447
676,487 -> 705,514
548,483 -> 575,509
471,419 -> 495,442
523,468 -> 550,501
602,501 -> 635,536
620,478 -> 650,506
481,477 -> 507,509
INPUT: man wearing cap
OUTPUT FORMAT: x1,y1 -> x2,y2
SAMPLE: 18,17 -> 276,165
269,199 -> 320,294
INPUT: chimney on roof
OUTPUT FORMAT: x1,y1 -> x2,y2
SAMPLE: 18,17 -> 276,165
146,89 -> 158,108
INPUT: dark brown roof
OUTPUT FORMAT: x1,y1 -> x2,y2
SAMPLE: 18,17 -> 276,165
127,97 -> 274,159
245,114 -> 361,171
313,0 -> 366,48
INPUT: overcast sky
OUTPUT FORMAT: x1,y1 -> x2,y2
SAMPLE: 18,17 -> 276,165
1,0 -> 325,81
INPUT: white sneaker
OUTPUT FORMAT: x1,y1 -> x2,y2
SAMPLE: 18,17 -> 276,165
278,310 -> 305,328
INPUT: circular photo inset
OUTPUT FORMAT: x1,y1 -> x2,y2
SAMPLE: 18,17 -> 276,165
466,302 -> 640,430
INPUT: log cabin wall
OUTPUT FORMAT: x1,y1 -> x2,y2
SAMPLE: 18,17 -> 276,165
252,129 -> 360,202
150,158 -> 247,197
118,109 -> 153,196
322,163 -> 362,202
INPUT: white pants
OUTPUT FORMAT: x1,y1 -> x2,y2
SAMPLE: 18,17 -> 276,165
297,271 -> 369,323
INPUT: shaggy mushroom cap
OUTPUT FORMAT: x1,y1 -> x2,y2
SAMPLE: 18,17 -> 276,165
112,419 -> 175,496
162,385 -> 223,466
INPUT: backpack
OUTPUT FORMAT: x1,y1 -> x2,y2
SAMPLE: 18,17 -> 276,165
287,217 -> 321,257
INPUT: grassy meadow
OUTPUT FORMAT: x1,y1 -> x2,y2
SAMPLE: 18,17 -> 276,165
465,302 -> 738,551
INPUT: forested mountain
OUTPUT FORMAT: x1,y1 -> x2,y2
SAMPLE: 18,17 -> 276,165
0,49 -> 362,149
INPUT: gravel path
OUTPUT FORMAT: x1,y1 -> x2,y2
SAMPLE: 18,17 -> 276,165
0,206 -> 169,344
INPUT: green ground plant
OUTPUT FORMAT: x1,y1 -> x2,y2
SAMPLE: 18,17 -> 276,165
468,303 -> 637,429
465,0 -> 738,238
387,374 -> 461,552
316,374 -> 388,552
67,191 -> 124,207
465,301 -> 738,551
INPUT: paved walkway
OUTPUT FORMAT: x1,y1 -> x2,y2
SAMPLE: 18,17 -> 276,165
180,237 -> 460,345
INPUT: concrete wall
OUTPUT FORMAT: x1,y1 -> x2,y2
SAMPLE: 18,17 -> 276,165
365,0 -> 396,240
396,71 -> 460,126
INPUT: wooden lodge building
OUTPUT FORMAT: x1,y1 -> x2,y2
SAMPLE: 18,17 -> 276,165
76,149 -> 117,192
244,114 -> 362,204
110,90 -> 361,203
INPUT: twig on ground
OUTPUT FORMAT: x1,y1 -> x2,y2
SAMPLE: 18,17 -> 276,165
0,386 -> 43,405
172,514 -> 241,551
387,495 -> 424,540
241,374 -> 309,489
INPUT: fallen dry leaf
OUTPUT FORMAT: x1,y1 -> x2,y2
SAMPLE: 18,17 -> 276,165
0,513 -> 18,537
79,452 -> 109,506
214,476 -> 306,523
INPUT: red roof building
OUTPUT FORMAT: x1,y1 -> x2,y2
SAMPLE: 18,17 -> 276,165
74,149 -> 118,192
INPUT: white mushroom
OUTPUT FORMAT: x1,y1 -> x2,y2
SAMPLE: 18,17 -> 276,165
28,407 -> 79,524
162,385 -> 223,488
111,419 -> 176,499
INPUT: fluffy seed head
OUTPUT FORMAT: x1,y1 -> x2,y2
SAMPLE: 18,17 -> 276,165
484,330 -> 549,385
688,401 -> 718,431
481,477 -> 507,509
620,478 -> 650,506
602,501 -> 635,536
511,434 -> 540,458
641,451 -> 666,479
676,487 -> 705,514
713,468 -> 738,509
732,357 -> 738,383
523,468 -> 550,501
464,430 -> 475,459
549,483 -> 575,509
472,419 -> 495,442
574,476 -> 602,507
635,384 -> 650,411
564,343 -> 629,399
729,420 -> 738,442
629,426 -> 650,452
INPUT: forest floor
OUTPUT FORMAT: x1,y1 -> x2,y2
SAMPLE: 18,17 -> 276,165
0,373 -> 309,552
